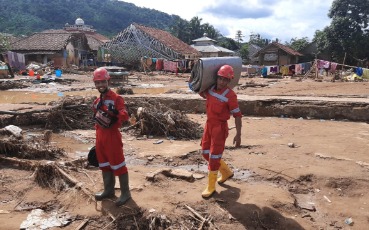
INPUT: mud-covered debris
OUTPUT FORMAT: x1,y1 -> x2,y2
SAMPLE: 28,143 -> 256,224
0,136 -> 65,159
126,99 -> 203,140
45,96 -> 96,131
146,168 -> 195,182
116,87 -> 134,95
0,125 -> 23,138
0,80 -> 30,90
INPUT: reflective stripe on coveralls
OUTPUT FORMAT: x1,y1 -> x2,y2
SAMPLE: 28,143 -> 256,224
201,86 -> 234,171
96,128 -> 128,175
98,161 -> 127,170
93,90 -> 129,176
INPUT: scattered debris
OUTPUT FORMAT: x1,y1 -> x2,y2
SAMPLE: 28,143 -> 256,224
20,208 -> 71,229
344,217 -> 354,226
323,195 -> 332,203
126,99 -> 203,140
153,139 -> 163,144
146,168 -> 195,182
293,194 -> 316,211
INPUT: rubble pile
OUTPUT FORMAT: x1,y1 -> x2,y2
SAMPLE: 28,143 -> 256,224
126,99 -> 203,140
46,96 -> 96,131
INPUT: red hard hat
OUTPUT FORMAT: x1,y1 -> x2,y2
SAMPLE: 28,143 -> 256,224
217,65 -> 234,79
93,67 -> 110,81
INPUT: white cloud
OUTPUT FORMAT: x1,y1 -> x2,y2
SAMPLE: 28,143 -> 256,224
122,0 -> 334,43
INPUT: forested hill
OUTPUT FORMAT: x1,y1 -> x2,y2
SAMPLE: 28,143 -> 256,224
0,0 -> 178,37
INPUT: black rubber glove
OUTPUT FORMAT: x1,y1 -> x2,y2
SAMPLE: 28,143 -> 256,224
108,103 -> 119,115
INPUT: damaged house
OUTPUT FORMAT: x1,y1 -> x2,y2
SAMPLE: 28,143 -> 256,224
64,18 -> 110,66
253,42 -> 303,66
10,30 -> 90,68
101,23 -> 200,66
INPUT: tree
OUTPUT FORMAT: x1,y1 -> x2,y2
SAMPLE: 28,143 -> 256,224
315,0 -> 369,64
217,37 -> 239,51
249,33 -> 270,48
285,37 -> 310,52
235,30 -> 244,48
189,16 -> 203,40
169,17 -> 222,44
201,23 -> 221,40
170,16 -> 191,44
239,44 -> 249,61
0,34 -> 10,53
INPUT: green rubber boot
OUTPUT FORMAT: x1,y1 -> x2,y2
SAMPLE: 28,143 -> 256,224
95,171 -> 115,201
115,173 -> 131,206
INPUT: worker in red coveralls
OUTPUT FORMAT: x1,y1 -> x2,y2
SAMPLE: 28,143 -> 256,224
190,64 -> 242,198
92,67 -> 131,206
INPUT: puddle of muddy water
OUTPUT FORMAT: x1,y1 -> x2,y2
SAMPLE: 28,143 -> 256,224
0,85 -> 187,104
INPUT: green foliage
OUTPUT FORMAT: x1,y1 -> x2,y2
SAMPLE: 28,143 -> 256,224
217,37 -> 239,51
249,33 -> 270,48
235,30 -> 244,48
0,35 -> 10,53
169,16 -> 221,44
285,37 -> 310,52
0,0 -> 176,37
239,44 -> 249,61
314,0 -> 369,64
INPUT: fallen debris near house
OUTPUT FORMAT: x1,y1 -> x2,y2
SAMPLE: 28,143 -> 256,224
46,96 -> 96,131
0,134 -> 64,159
125,99 -> 203,139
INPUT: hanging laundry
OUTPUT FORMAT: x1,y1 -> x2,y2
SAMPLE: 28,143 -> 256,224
304,62 -> 312,74
288,65 -> 296,75
270,66 -> 278,74
317,60 -> 330,69
156,59 -> 164,71
261,66 -> 268,77
330,62 -> 338,73
280,66 -> 289,75
295,64 -> 303,75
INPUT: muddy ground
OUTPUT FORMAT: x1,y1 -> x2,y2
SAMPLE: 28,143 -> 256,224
0,72 -> 369,230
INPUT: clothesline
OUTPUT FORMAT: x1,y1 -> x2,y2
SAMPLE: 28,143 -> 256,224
316,59 -> 366,69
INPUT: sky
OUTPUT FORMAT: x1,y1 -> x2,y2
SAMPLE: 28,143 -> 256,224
122,0 -> 335,43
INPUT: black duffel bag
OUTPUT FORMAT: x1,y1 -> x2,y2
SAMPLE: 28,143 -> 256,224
88,146 -> 99,167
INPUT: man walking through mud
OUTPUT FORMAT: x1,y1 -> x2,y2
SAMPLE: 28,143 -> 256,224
92,67 -> 131,206
190,64 -> 242,198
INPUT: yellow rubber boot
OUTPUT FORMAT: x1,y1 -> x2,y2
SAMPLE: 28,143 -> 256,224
202,171 -> 218,198
217,160 -> 234,184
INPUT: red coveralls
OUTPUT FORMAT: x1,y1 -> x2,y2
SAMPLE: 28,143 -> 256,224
93,90 -> 129,176
200,85 -> 242,171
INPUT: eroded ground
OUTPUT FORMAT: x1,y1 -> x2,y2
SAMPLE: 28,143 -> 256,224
0,72 -> 368,229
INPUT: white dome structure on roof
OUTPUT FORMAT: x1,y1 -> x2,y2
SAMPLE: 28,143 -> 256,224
75,18 -> 85,26
64,17 -> 96,33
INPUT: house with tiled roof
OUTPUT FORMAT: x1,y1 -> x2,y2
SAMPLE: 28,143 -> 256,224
102,23 -> 201,66
191,34 -> 234,57
64,18 -> 110,55
253,42 -> 303,66
10,30 -> 90,68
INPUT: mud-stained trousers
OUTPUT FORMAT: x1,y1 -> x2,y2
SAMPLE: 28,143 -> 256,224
201,120 -> 229,170
96,128 -> 127,175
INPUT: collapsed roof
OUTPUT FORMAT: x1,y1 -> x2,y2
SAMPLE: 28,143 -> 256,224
102,23 -> 200,66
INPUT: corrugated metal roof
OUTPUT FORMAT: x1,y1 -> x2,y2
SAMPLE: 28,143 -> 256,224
191,44 -> 234,54
192,36 -> 216,42
134,23 -> 200,56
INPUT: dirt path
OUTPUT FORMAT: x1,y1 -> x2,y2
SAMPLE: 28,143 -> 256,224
0,72 -> 368,229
